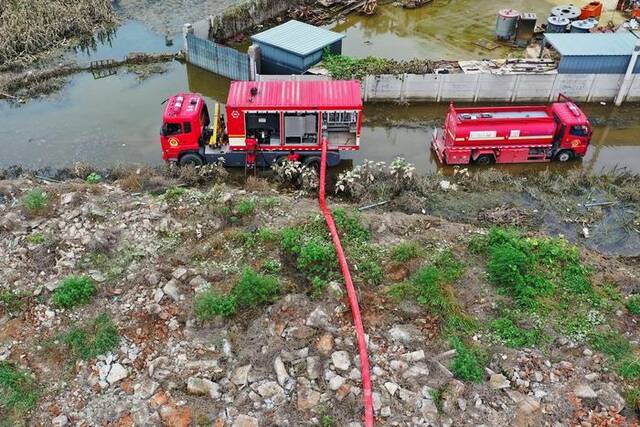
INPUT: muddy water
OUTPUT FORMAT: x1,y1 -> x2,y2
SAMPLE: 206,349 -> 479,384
1,19 -> 640,173
330,0 -> 624,60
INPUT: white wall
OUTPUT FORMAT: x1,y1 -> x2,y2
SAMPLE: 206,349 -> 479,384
257,73 -> 640,103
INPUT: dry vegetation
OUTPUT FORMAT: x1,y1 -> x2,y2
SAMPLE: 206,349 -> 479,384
0,0 -> 116,68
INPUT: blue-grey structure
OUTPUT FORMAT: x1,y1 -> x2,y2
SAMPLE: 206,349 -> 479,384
251,20 -> 344,74
545,33 -> 640,74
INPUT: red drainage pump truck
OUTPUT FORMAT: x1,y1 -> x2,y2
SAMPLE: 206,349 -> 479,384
432,95 -> 592,165
160,80 -> 362,168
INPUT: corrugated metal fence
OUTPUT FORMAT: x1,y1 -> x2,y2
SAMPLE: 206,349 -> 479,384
186,33 -> 250,80
258,73 -> 640,103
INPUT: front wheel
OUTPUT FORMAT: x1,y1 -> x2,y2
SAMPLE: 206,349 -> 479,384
475,154 -> 495,166
303,156 -> 321,171
555,150 -> 573,163
179,153 -> 204,167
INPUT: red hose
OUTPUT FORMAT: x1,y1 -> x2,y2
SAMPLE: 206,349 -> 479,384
319,138 -> 374,427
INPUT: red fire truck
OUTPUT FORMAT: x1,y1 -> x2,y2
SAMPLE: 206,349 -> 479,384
431,96 -> 592,165
160,80 -> 362,168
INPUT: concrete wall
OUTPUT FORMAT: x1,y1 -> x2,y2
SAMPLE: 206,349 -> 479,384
208,0 -> 303,41
258,72 -> 640,103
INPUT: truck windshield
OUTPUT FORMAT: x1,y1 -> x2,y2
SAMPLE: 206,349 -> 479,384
161,122 -> 182,136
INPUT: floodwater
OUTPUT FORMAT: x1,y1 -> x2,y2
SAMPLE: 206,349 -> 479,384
1,15 -> 639,173
330,0 -> 624,60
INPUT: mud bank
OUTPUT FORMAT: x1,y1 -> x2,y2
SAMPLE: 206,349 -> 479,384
0,168 -> 639,425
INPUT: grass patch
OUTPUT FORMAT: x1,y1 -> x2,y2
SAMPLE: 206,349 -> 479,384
450,337 -> 486,383
489,315 -> 541,348
52,275 -> 96,309
618,359 -> 640,380
0,291 -> 26,315
590,330 -> 632,362
0,362 -> 38,422
479,228 -> 593,311
624,387 -> 640,411
20,189 -> 49,214
261,259 -> 281,274
392,241 -> 422,263
194,267 -> 280,320
627,294 -> 640,316
389,249 -> 472,334
62,314 -> 120,360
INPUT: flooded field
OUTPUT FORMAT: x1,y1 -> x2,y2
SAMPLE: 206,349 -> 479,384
0,7 -> 638,173
329,0 -> 624,60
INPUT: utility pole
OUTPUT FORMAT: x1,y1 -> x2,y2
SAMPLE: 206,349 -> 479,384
615,38 -> 640,106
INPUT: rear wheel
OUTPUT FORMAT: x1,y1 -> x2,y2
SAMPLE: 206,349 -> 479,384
303,156 -> 321,171
179,153 -> 204,167
555,150 -> 573,162
475,154 -> 495,166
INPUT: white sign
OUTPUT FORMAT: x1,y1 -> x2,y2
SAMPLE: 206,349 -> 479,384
510,130 -> 520,137
469,130 -> 497,138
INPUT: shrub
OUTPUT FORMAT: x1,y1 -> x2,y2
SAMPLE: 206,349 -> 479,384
450,337 -> 485,383
85,172 -> 102,184
0,362 -> 38,420
392,241 -> 422,263
627,294 -> 640,316
333,208 -> 369,242
236,199 -> 256,216
489,317 -> 540,348
297,238 -> 337,277
194,291 -> 237,320
233,268 -> 280,307
21,189 -> 49,213
63,314 -> 120,360
52,276 -> 96,309
194,267 -> 280,320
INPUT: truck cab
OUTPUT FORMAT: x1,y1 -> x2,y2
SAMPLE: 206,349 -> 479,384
549,101 -> 592,161
160,93 -> 210,164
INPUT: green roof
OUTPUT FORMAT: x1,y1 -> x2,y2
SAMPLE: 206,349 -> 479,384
250,20 -> 344,57
545,33 -> 640,56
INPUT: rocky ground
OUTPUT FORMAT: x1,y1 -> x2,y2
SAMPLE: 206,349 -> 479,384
0,166 -> 639,426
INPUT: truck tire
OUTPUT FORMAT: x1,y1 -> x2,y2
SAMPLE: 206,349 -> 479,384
179,153 -> 204,167
303,156 -> 321,171
475,154 -> 495,166
555,150 -> 573,162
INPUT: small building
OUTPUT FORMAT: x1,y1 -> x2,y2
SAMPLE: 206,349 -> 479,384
250,20 -> 344,75
544,33 -> 640,74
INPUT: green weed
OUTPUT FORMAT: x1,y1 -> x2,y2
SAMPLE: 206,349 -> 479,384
392,241 -> 422,263
0,362 -> 38,421
333,208 -> 369,243
624,387 -> 640,411
627,295 -> 640,316
25,233 -> 45,245
194,267 -> 280,320
358,259 -> 384,286
85,172 -> 102,184
52,275 -> 96,309
261,259 -> 281,274
164,186 -> 186,203
450,337 -> 485,383
63,314 -> 120,360
297,238 -> 337,278
21,189 -> 49,213
311,276 -> 327,297
236,199 -> 256,216
261,197 -> 279,209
